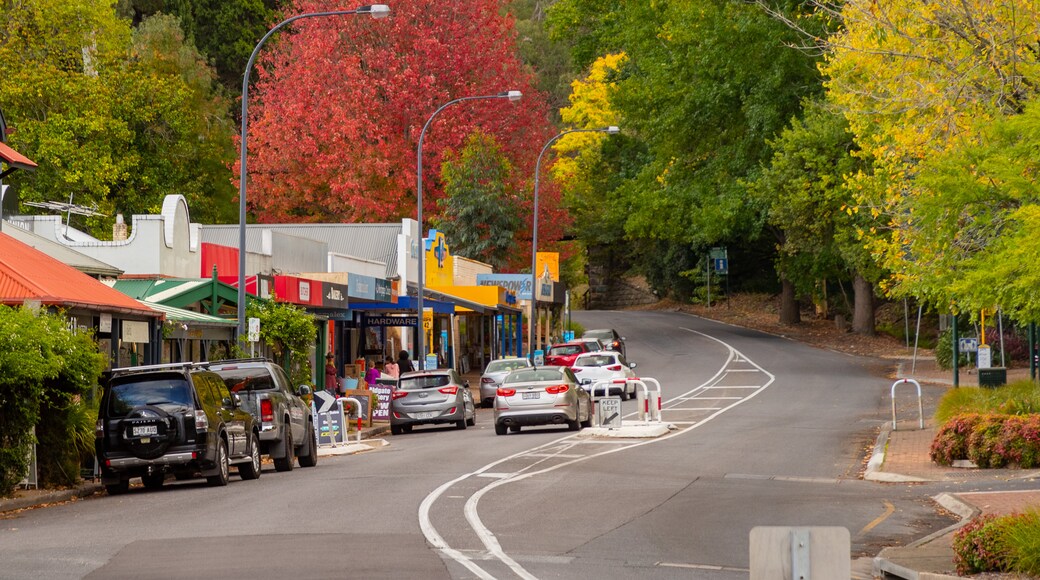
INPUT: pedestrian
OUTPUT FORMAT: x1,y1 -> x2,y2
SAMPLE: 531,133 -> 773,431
384,357 -> 400,378
397,349 -> 413,373
364,361 -> 381,389
324,353 -> 339,395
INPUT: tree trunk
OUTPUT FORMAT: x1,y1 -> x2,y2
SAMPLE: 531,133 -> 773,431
779,275 -> 801,325
852,273 -> 875,335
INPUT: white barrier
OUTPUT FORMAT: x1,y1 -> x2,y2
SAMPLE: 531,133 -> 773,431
890,378 -> 924,430
585,377 -> 663,425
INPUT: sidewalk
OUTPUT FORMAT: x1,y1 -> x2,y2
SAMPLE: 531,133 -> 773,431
868,357 -> 1040,579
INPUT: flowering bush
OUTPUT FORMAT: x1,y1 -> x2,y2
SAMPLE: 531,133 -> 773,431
931,414 -> 981,465
968,415 -> 1010,468
953,514 -> 1014,574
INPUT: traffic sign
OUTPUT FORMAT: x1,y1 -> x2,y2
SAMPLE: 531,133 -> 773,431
713,258 -> 728,274
958,337 -> 978,353
313,390 -> 337,414
596,396 -> 622,428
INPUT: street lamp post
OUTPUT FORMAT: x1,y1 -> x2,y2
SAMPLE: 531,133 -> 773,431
529,126 -> 619,361
237,4 -> 390,338
415,91 -> 521,368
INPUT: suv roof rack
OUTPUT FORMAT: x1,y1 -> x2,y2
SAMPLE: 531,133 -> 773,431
111,361 -> 211,374
208,358 -> 272,365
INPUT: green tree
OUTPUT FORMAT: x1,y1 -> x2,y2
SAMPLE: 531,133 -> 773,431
434,131 -> 521,271
245,298 -> 315,388
747,98 -> 877,330
0,306 -> 106,496
548,0 -> 826,298
0,1 -> 236,237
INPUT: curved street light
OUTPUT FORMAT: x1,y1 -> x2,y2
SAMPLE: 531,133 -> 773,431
415,90 -> 522,367
237,4 -> 391,338
529,126 -> 619,361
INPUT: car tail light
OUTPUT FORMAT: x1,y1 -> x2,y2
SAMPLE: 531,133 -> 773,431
545,384 -> 569,394
481,377 -> 495,384
497,387 -> 516,397
392,391 -> 408,400
194,409 -> 208,432
606,365 -> 622,371
439,386 -> 459,395
95,419 -> 104,438
613,341 -> 621,349
448,407 -> 457,415
260,399 -> 274,423
572,368 -> 583,373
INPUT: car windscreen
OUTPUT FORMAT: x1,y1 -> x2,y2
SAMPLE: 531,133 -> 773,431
504,369 -> 565,384
584,330 -> 613,340
486,360 -> 529,373
107,377 -> 193,418
574,355 -> 614,367
399,374 -> 451,390
549,345 -> 582,356
213,367 -> 275,392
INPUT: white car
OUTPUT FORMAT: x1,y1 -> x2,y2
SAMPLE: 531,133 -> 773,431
571,351 -> 637,400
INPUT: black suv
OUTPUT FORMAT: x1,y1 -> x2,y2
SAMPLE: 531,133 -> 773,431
95,363 -> 262,494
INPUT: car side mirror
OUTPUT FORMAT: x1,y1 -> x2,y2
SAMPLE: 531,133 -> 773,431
629,362 -> 637,369
226,394 -> 241,408
298,384 -> 311,396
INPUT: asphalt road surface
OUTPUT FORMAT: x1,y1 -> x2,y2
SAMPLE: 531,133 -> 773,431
1,309 -> 964,579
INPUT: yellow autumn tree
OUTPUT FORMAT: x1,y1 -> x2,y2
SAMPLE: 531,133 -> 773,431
552,52 -> 625,182
820,0 -> 1040,302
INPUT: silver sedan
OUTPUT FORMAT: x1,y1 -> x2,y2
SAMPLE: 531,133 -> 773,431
479,358 -> 532,408
390,369 -> 476,435
493,366 -> 591,435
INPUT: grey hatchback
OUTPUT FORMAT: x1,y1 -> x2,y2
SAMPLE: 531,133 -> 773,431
390,369 -> 476,435
479,358 -> 532,408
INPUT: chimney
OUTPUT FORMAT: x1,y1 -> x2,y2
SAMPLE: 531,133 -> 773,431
112,213 -> 128,241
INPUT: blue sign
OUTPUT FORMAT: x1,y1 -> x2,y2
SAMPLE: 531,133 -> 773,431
477,274 -> 532,300
713,258 -> 728,273
959,337 -> 979,353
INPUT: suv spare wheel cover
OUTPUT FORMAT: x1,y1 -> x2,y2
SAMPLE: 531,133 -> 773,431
121,405 -> 177,460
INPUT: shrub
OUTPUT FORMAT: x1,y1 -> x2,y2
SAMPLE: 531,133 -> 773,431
935,381 -> 1040,424
953,514 -> 1016,574
931,414 -> 981,465
1004,509 -> 1040,575
936,327 -> 971,370
968,415 -> 1010,468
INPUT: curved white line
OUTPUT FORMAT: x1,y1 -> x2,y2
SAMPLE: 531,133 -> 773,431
420,327 -> 775,579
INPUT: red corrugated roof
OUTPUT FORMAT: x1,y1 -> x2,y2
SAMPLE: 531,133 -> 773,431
0,232 -> 160,317
0,141 -> 37,170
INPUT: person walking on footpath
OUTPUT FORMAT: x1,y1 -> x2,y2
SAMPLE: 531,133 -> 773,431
397,350 -> 413,373
324,353 -> 339,395
384,357 -> 399,378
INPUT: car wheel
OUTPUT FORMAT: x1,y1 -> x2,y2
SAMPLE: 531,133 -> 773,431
122,405 -> 176,460
105,478 -> 130,495
298,423 -> 318,468
568,405 -> 581,431
620,389 -> 630,401
206,438 -> 230,487
456,418 -> 467,430
239,432 -> 262,480
509,425 -> 521,433
390,423 -> 402,435
482,399 -> 493,409
466,409 -> 476,427
495,423 -> 507,435
141,473 -> 165,490
274,427 -> 295,472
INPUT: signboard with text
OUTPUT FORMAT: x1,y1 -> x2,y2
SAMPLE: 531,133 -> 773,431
476,274 -> 531,300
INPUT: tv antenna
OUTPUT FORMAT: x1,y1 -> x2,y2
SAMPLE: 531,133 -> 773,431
24,193 -> 106,240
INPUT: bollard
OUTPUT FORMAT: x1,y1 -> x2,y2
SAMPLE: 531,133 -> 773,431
636,385 -> 648,422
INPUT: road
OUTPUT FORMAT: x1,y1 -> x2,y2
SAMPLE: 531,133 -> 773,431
0,309 -> 960,579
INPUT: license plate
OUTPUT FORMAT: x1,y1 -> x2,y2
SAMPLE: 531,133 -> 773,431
133,425 -> 158,436
413,411 -> 438,419
522,392 -> 540,400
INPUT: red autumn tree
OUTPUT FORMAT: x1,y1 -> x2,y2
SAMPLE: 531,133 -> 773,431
239,0 -> 567,271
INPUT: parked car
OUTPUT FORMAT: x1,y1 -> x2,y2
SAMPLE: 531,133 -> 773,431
390,369 -> 476,435
582,328 -> 626,358
95,363 -> 262,494
572,337 -> 605,353
479,358 -> 533,408
571,351 -> 638,400
209,358 -> 318,471
493,366 -> 591,435
544,341 -> 595,367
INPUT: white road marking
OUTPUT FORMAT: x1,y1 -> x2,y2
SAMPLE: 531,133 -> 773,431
418,325 -> 775,579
